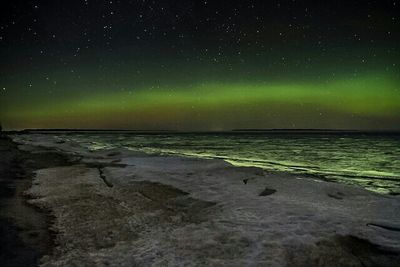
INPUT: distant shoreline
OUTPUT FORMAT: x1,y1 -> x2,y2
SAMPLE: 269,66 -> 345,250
4,128 -> 400,135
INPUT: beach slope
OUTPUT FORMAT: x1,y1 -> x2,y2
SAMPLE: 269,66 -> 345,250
5,134 -> 400,266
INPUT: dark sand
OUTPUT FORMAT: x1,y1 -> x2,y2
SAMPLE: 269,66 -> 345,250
0,135 -> 72,266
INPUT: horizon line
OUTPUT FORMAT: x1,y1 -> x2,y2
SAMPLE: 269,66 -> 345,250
3,128 -> 400,134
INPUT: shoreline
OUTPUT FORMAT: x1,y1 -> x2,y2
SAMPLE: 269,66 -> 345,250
9,130 -> 400,195
0,135 -> 74,266
2,133 -> 400,266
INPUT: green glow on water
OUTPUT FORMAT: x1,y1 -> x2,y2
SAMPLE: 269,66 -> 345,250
60,132 -> 400,194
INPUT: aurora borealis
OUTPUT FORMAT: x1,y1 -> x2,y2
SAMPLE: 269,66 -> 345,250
1,0 -> 399,130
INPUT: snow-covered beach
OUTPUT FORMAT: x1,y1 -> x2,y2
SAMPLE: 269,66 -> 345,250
5,133 -> 400,266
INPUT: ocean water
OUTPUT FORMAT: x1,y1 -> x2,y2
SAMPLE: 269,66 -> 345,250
61,132 -> 400,194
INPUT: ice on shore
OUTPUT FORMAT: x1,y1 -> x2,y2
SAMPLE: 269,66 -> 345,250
11,134 -> 400,266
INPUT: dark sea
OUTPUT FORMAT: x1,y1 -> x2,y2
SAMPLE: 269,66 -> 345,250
59,132 -> 400,195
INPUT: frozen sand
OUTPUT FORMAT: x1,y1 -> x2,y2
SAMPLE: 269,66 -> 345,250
10,134 -> 400,266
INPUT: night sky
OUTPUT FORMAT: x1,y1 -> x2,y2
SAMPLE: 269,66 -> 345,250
1,0 -> 399,131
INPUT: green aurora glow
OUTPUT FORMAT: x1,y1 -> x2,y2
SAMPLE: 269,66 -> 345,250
1,1 -> 399,131
2,72 -> 399,130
